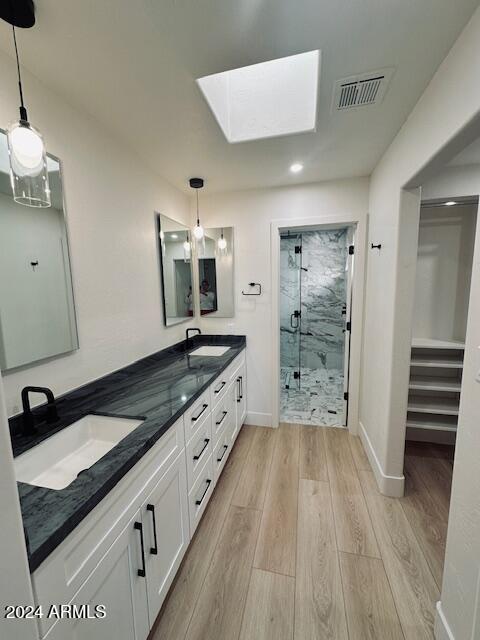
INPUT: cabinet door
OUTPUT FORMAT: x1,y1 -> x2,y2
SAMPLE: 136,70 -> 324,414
44,511 -> 149,640
234,363 -> 247,430
142,452 -> 190,625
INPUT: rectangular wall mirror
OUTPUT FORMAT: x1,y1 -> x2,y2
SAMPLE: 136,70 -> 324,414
156,213 -> 195,326
0,130 -> 79,371
198,227 -> 234,317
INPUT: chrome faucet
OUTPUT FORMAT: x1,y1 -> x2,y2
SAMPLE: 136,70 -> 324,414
21,386 -> 59,436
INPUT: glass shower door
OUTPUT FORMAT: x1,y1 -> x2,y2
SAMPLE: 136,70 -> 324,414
280,233 -> 302,390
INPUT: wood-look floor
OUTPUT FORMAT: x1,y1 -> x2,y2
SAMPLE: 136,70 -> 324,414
150,426 -> 453,640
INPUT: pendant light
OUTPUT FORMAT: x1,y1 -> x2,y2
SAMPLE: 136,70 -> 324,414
183,232 -> 191,260
218,228 -> 227,254
190,177 -> 204,241
4,7 -> 51,208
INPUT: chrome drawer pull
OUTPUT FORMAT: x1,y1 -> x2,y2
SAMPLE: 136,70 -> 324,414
193,438 -> 210,461
195,479 -> 212,506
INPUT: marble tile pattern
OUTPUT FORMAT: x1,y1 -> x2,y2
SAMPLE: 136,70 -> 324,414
280,229 -> 348,425
281,366 -> 345,426
9,335 -> 246,572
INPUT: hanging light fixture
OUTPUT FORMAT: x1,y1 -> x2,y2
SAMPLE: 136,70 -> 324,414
2,1 -> 51,208
218,228 -> 227,254
183,232 -> 191,260
189,177 -> 204,241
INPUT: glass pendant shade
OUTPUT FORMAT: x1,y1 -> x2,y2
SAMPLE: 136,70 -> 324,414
193,222 -> 204,240
7,120 -> 51,208
218,234 -> 227,252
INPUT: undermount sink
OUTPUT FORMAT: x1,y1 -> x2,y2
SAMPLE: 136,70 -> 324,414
14,415 -> 144,490
189,346 -> 231,357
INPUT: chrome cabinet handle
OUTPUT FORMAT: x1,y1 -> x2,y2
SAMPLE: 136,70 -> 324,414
216,410 -> 228,426
193,438 -> 210,461
237,376 -> 243,402
217,444 -> 228,463
146,504 -> 158,555
191,403 -> 208,422
195,479 -> 212,506
134,521 -> 146,577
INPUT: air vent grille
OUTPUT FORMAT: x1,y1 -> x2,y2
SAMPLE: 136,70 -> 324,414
333,68 -> 394,111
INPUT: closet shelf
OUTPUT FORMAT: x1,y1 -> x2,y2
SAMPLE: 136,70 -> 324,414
411,338 -> 465,350
406,417 -> 457,433
407,396 -> 459,416
409,376 -> 461,393
410,356 -> 463,369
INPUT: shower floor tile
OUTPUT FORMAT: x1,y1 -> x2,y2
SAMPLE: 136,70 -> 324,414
280,367 -> 346,427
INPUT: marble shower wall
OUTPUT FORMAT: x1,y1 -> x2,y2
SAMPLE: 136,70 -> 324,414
280,228 -> 348,371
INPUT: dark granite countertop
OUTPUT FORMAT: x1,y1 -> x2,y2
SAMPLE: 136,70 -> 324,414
9,334 -> 246,572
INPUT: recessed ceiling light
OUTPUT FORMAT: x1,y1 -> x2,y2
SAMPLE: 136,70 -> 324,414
290,163 -> 303,174
445,201 -> 457,206
171,233 -> 178,239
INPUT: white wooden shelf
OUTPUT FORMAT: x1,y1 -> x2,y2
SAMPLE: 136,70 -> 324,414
407,396 -> 459,416
411,338 -> 465,350
408,339 -> 463,441
409,376 -> 461,393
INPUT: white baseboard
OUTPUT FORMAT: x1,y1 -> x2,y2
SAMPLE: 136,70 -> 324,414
245,412 -> 272,427
435,602 -> 455,640
358,421 -> 405,497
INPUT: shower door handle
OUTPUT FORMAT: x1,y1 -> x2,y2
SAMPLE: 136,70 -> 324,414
290,310 -> 300,329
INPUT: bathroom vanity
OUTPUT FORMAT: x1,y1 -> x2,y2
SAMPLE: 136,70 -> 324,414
9,335 -> 246,639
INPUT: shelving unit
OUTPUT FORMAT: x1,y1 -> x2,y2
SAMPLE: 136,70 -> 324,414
407,338 -> 464,441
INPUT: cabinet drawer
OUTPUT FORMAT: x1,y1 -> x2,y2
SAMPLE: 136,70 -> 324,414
185,415 -> 212,490
210,374 -> 229,409
183,388 -> 211,442
33,418 -> 184,638
188,455 -> 214,536
211,392 -> 234,446
228,351 -> 246,381
213,428 -> 231,484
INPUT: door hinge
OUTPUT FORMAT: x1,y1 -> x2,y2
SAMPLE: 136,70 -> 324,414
344,392 -> 349,401
349,245 -> 354,255
295,245 -> 302,254
346,321 -> 352,331
293,310 -> 301,318
294,371 -> 301,379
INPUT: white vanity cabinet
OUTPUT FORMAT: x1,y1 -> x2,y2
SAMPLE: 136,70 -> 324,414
44,510 -> 150,640
33,349 -> 247,640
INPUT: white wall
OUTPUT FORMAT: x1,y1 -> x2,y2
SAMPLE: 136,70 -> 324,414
359,7 -> 480,495
413,203 -> 477,343
0,49 -> 194,416
192,178 -> 369,427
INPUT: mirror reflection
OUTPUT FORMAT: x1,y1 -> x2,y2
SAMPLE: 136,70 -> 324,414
156,213 -> 195,326
0,130 -> 79,371
198,227 -> 234,317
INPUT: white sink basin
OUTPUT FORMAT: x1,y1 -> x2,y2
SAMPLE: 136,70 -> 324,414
14,415 -> 144,490
189,346 -> 231,357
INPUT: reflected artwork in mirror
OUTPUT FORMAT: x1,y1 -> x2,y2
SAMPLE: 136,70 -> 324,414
0,129 -> 79,371
156,213 -> 195,326
197,227 -> 234,317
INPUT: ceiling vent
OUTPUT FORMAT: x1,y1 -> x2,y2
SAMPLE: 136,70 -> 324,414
332,68 -> 394,111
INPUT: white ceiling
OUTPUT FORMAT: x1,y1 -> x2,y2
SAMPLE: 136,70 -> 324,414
0,0 -> 477,194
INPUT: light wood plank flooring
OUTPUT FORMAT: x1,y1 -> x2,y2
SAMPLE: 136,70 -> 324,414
150,426 -> 453,640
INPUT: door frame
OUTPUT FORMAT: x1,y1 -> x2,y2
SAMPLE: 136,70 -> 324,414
270,213 -> 367,433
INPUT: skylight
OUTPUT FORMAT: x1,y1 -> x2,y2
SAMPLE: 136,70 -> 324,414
197,50 -> 320,144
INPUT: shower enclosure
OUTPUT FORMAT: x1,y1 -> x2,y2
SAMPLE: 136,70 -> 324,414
280,226 -> 353,426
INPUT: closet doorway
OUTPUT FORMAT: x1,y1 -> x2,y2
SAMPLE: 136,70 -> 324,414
279,225 -> 354,426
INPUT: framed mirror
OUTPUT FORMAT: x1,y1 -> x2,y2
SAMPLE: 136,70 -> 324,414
156,213 -> 195,326
0,130 -> 79,371
197,227 -> 234,317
